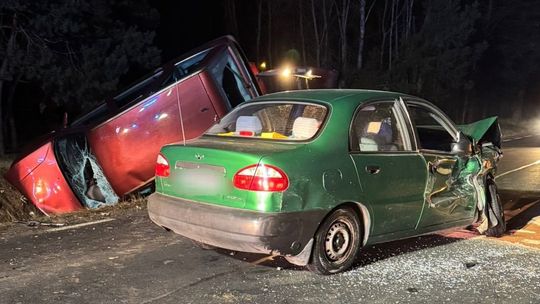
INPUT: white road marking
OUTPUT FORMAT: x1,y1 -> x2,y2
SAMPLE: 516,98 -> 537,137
496,159 -> 540,179
515,229 -> 537,234
502,134 -> 535,142
45,218 -> 115,232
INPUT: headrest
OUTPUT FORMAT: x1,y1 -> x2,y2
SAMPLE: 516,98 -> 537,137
236,116 -> 262,134
292,117 -> 319,139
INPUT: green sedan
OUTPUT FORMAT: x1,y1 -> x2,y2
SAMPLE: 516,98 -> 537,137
148,89 -> 505,275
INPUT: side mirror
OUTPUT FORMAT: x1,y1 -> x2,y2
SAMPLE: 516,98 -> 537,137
451,131 -> 473,157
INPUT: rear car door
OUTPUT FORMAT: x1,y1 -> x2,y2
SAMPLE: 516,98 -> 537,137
349,100 -> 427,236
405,100 -> 478,228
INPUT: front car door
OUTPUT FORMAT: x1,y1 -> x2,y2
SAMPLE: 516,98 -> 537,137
404,100 -> 478,228
349,100 -> 427,237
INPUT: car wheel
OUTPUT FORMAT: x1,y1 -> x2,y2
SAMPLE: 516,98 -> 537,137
485,177 -> 506,237
307,207 -> 361,275
192,240 -> 216,250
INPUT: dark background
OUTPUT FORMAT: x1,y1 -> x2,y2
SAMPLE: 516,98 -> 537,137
1,0 -> 539,153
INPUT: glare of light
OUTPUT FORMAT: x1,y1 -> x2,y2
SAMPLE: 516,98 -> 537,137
259,61 -> 267,70
167,89 -> 173,96
281,66 -> 292,78
306,69 -> 313,78
155,113 -> 169,121
122,128 -> 129,134
115,127 -> 121,134
35,183 -> 43,194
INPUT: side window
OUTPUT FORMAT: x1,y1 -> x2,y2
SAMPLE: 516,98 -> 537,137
350,102 -> 407,152
407,105 -> 455,152
209,49 -> 253,109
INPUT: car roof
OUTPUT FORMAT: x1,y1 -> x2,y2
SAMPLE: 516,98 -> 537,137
251,89 -> 416,106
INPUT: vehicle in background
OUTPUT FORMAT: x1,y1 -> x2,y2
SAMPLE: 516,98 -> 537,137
256,66 -> 338,92
148,89 -> 504,274
5,36 -> 261,214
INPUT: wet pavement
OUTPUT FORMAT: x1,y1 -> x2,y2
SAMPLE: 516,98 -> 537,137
1,135 -> 539,304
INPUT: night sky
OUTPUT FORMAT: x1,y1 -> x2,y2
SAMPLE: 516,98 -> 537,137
152,1 -> 228,63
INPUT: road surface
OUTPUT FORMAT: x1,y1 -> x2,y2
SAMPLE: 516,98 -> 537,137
1,135 -> 539,304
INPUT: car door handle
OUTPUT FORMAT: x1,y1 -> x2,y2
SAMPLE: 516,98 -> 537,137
365,165 -> 381,175
200,107 -> 209,113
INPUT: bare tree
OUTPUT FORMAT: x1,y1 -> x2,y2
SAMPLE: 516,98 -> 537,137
310,0 -> 321,66
267,0 -> 272,66
256,0 -> 263,63
299,0 -> 307,65
357,0 -> 366,69
336,0 -> 351,77
224,0 -> 240,40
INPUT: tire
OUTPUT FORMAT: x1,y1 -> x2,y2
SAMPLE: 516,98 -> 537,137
485,178 -> 506,237
307,207 -> 362,275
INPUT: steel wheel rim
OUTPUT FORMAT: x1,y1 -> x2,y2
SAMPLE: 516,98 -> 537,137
324,221 -> 352,262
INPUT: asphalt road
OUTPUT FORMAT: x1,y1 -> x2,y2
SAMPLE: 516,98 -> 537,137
1,135 -> 540,304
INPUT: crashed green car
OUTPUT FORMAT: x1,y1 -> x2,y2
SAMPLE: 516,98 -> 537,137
148,90 -> 504,275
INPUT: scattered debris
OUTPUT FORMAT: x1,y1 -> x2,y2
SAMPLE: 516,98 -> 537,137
15,220 -> 65,228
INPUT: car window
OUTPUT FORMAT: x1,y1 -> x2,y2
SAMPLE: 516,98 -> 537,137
350,102 -> 407,152
407,105 -> 456,152
209,48 -> 254,109
206,102 -> 327,141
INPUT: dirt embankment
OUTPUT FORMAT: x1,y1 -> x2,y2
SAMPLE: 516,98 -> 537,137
0,157 -> 41,223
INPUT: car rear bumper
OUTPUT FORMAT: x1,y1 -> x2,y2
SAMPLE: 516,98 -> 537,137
147,193 -> 325,265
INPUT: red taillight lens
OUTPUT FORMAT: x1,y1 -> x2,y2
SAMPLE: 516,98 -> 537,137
155,153 -> 170,177
233,164 -> 289,192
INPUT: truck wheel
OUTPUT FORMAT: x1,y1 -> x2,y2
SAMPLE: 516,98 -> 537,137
307,207 -> 361,275
485,178 -> 506,237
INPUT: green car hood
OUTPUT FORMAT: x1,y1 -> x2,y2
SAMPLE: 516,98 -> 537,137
457,116 -> 501,148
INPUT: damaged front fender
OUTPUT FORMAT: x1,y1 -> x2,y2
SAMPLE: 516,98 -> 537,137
458,116 -> 502,149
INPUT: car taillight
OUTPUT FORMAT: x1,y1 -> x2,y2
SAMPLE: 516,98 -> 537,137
155,153 -> 170,177
233,164 -> 289,192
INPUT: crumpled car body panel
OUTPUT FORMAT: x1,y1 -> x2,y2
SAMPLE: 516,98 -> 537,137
4,142 -> 82,214
5,36 -> 261,214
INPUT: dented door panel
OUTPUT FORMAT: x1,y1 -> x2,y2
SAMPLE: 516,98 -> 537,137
418,152 -> 478,228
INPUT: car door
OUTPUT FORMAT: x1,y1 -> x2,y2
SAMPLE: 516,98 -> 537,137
405,100 -> 478,228
349,100 -> 427,236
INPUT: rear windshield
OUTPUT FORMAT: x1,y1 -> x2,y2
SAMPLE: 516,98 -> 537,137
206,102 -> 328,141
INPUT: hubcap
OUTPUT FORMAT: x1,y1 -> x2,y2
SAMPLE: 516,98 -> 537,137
324,221 -> 351,261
